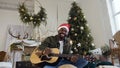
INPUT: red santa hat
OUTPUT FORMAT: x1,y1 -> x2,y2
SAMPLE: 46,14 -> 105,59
58,23 -> 70,34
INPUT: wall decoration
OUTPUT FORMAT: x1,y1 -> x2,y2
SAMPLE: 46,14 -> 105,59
18,0 -> 47,28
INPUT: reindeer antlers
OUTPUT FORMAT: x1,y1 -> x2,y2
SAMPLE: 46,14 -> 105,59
8,28 -> 28,39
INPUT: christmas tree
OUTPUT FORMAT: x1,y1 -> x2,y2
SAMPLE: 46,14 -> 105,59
68,2 -> 95,55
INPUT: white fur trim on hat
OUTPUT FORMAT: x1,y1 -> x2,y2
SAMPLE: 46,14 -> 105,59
58,26 -> 69,32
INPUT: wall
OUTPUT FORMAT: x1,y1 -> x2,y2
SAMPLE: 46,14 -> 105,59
0,0 -> 113,51
77,0 -> 113,47
0,0 -> 34,51
0,9 -> 22,51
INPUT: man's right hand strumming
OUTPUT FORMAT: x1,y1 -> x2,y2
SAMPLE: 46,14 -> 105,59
42,47 -> 52,55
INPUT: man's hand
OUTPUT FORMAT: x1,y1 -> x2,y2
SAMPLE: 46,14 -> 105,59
35,50 -> 43,56
70,54 -> 79,63
35,47 -> 51,56
43,47 -> 52,55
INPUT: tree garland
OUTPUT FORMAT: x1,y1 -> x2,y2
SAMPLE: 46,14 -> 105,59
18,3 -> 47,27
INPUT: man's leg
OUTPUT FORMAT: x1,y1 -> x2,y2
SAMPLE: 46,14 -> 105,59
43,65 -> 56,68
73,58 -> 88,68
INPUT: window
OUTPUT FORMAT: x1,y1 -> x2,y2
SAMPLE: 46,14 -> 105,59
106,0 -> 120,34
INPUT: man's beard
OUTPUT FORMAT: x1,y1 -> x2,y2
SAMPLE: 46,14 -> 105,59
59,33 -> 67,40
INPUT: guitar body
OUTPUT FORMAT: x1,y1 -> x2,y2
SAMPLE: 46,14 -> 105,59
30,47 -> 59,64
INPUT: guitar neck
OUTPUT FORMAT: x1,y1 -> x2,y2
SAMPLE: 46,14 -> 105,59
51,53 -> 83,58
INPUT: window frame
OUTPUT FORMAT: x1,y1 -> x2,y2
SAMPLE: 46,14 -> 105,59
106,0 -> 120,34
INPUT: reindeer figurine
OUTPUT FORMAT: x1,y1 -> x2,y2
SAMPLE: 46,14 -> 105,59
8,28 -> 30,51
8,28 -> 28,40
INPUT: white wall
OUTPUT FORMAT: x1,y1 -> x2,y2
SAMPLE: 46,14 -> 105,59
0,9 -> 23,51
77,0 -> 113,47
0,0 -> 113,51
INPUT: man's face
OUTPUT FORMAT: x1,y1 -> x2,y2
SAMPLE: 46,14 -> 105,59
58,28 -> 68,38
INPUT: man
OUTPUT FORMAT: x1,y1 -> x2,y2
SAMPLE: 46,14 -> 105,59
36,23 -> 88,68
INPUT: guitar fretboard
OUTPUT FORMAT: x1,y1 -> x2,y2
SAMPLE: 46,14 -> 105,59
50,53 -> 83,58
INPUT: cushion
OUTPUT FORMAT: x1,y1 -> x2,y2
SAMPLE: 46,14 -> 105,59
0,51 -> 6,61
98,65 -> 119,68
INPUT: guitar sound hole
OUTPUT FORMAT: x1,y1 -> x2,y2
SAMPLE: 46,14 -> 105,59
41,55 -> 51,61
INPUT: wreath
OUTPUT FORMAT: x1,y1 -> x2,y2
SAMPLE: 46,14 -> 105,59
18,3 -> 47,27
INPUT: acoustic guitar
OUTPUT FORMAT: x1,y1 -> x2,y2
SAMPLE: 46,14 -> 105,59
30,47 -> 83,64
30,48 -> 96,64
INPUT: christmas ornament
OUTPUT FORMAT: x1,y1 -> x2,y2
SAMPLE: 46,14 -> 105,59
77,43 -> 81,47
69,16 -> 71,19
74,17 -> 77,20
91,43 -> 95,46
70,40 -> 73,45
70,50 -> 73,53
86,23 -> 89,26
83,15 -> 86,18
80,26 -> 84,30
71,28 -> 74,31
77,26 -> 79,28
74,33 -> 77,36
87,34 -> 90,37
77,10 -> 80,13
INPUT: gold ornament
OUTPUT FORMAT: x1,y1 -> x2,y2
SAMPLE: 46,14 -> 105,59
74,17 -> 77,20
74,33 -> 77,36
71,28 -> 74,31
